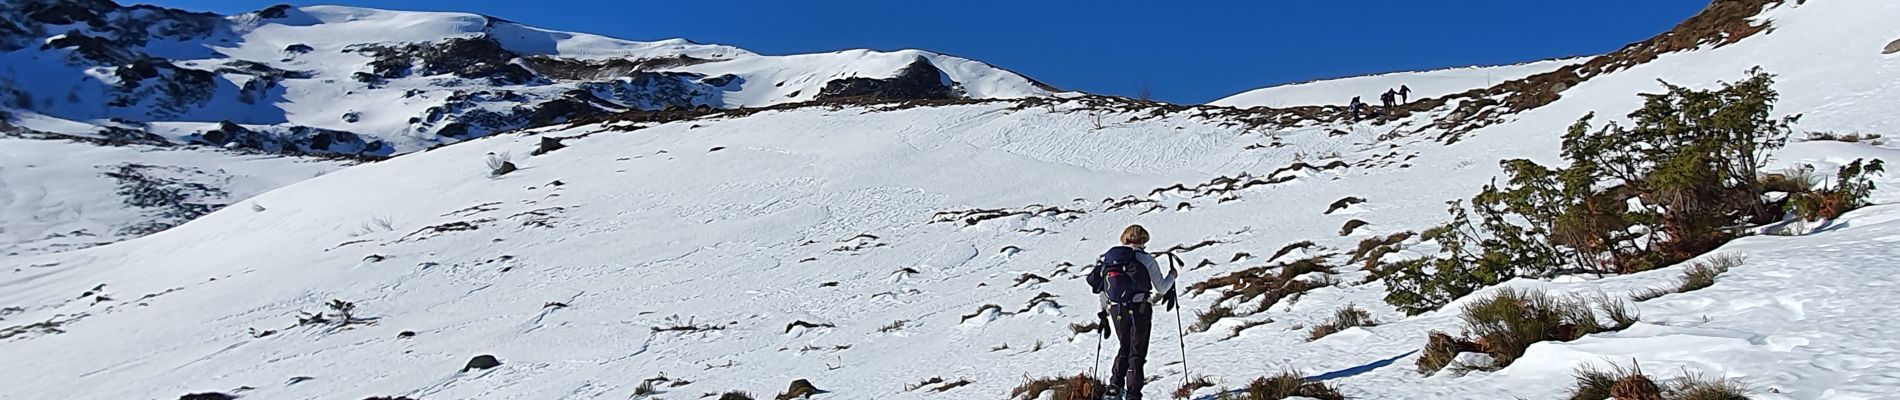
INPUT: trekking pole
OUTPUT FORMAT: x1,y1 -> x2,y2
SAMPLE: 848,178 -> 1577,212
1174,302 -> 1189,379
1164,253 -> 1191,381
1092,325 -> 1104,382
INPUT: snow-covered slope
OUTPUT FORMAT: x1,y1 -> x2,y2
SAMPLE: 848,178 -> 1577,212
0,136 -> 349,257
0,1 -> 1053,156
1209,58 -> 1580,108
4,1 -> 1900,400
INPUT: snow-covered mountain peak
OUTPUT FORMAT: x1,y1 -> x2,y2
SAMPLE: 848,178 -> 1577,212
0,0 -> 1053,156
226,4 -> 755,61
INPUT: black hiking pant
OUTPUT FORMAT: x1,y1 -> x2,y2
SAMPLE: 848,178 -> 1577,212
1109,302 -> 1153,399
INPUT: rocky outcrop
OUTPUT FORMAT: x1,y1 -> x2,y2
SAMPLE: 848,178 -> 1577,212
98,125 -> 170,146
817,56 -> 956,100
256,4 -> 295,19
40,31 -> 139,65
462,354 -> 502,371
522,55 -> 717,81
102,163 -> 231,236
578,71 -> 728,110
110,59 -> 217,118
3,0 -> 220,54
353,37 -> 537,84
1885,38 -> 1900,55
185,121 -> 390,156
428,89 -> 622,139
523,90 -> 618,126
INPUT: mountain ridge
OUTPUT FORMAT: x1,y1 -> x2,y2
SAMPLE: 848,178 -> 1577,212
0,0 -> 1053,156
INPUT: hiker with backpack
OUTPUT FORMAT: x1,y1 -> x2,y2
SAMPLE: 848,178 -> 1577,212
1347,96 -> 1365,121
1381,88 -> 1398,111
1088,225 -> 1179,400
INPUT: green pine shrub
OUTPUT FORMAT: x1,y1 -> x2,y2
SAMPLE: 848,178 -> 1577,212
1789,158 -> 1885,221
1385,69 -> 1799,315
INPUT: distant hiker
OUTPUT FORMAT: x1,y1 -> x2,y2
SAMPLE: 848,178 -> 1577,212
1087,225 -> 1178,400
1347,96 -> 1365,121
1381,89 -> 1397,110
1398,84 -> 1412,103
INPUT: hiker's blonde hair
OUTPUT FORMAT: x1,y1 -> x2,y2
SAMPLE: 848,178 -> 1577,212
1121,224 -> 1150,245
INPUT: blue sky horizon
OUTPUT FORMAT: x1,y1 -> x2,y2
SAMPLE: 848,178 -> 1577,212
146,1 -> 1707,104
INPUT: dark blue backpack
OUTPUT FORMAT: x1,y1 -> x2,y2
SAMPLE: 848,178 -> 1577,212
1088,246 -> 1152,305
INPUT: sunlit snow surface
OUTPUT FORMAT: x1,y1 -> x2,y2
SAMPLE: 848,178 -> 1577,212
3,1 -> 1900,399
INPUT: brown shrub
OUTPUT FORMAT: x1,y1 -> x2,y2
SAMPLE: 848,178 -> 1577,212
1631,255 -> 1738,302
1187,257 -> 1334,313
1174,375 -> 1217,399
1190,303 -> 1236,333
1224,371 -> 1343,400
1267,241 -> 1316,263
1307,305 -> 1377,341
774,379 -> 820,400
1349,231 -> 1415,266
1667,370 -> 1751,400
1325,197 -> 1366,214
1570,361 -> 1748,400
1009,374 -> 1104,400
1339,219 -> 1370,236
1758,170 -> 1815,194
1611,375 -> 1665,400
1417,331 -> 1484,375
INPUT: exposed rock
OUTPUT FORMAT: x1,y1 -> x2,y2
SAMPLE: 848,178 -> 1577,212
462,354 -> 502,371
578,71 -> 723,110
109,59 -> 218,118
102,163 -> 231,236
491,161 -> 517,176
532,136 -> 565,156
23,0 -> 117,26
817,56 -> 956,100
217,60 -> 312,79
1885,38 -> 1900,55
98,125 -> 171,146
257,4 -> 294,19
523,90 -> 616,126
436,122 -> 470,139
41,31 -> 137,64
186,121 -> 389,156
8,0 -> 219,56
521,55 -> 717,81
356,37 -> 536,84
177,392 -> 236,400
351,71 -> 385,85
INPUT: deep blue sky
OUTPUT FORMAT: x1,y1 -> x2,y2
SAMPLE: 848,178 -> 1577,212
149,1 -> 1706,104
